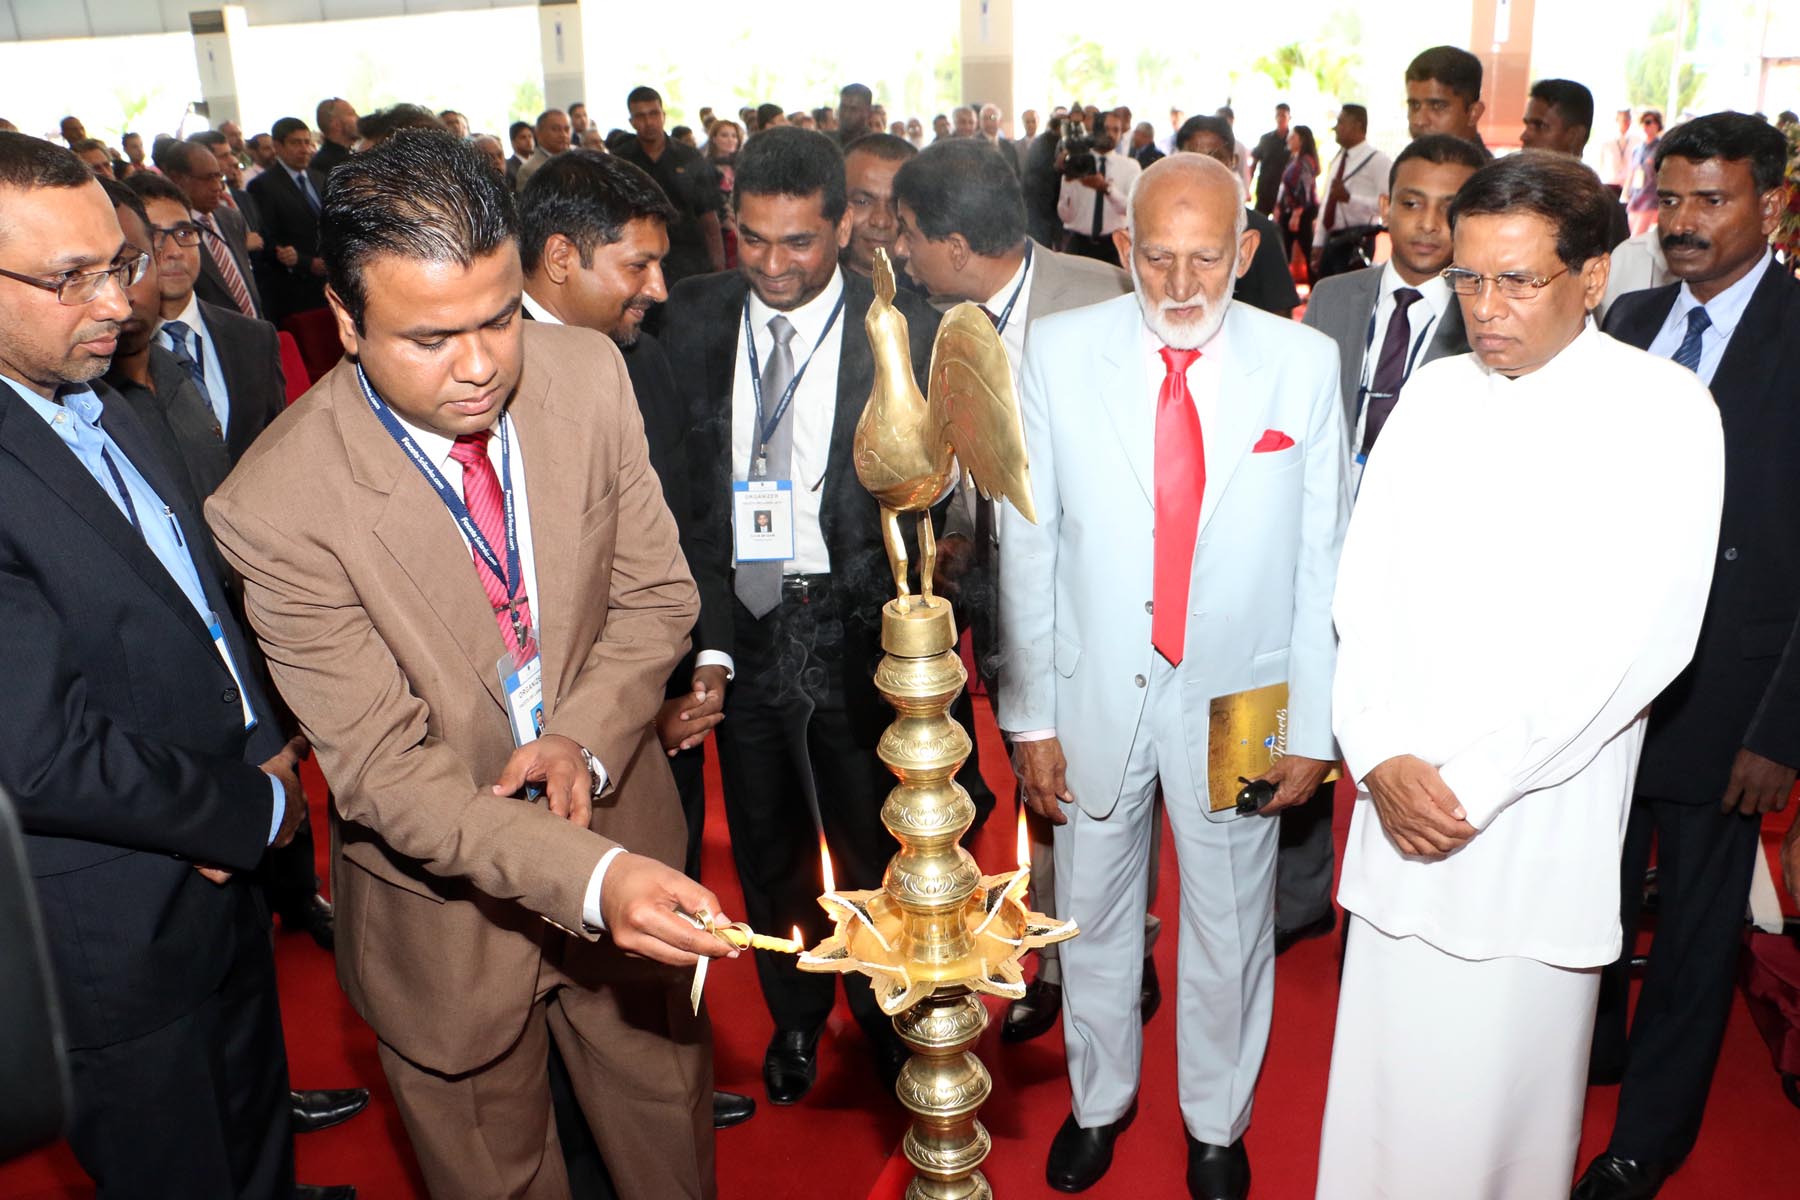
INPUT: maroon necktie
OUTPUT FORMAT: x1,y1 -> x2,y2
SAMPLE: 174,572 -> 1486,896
448,430 -> 534,662
1361,288 -> 1422,455
1321,151 -> 1349,231
1153,347 -> 1205,665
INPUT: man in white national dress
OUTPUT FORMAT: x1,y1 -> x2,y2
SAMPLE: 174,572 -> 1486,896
1316,151 -> 1724,1199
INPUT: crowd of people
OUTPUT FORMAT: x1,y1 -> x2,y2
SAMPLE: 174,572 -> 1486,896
2,35 -> 1798,1200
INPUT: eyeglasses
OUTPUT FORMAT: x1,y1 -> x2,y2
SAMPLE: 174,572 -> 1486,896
150,224 -> 203,249
1441,266 -> 1570,300
0,251 -> 150,306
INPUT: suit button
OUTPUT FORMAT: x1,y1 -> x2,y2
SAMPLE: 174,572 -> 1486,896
1134,674 -> 1146,688
1144,600 -> 1154,614
1723,547 -> 1738,561
222,687 -> 239,704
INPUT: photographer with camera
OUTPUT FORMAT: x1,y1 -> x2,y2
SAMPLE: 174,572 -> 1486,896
1056,109 -> 1140,265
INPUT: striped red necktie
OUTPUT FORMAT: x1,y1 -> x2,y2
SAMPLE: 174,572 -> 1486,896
195,211 -> 256,317
448,430 -> 534,662
1152,346 -> 1204,665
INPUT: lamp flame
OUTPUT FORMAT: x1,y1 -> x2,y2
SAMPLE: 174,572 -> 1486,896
1016,806 -> 1029,869
820,833 -> 836,894
792,925 -> 804,951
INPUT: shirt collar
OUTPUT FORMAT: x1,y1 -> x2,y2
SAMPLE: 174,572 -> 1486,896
3,373 -> 104,426
1378,260 -> 1450,321
169,292 -> 205,338
520,288 -> 562,325
392,408 -> 506,472
745,265 -> 845,345
285,162 -> 309,185
982,247 -> 1033,318
1670,249 -> 1771,341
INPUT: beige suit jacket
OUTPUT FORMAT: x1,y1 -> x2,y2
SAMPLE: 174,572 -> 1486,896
207,320 -> 698,1072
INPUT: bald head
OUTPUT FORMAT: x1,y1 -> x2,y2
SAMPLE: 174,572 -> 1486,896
1128,153 -> 1246,243
1119,155 -> 1256,350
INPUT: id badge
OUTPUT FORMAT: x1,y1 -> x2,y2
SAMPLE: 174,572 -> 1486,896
207,612 -> 257,732
733,479 -> 795,563
497,627 -> 545,749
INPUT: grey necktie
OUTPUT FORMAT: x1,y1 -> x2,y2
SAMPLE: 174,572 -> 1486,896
734,314 -> 798,619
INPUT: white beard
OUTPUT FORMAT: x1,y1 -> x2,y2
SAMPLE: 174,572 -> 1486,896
1129,256 -> 1234,350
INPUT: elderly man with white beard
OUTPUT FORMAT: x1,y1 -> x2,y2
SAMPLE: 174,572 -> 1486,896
999,153 -> 1350,1199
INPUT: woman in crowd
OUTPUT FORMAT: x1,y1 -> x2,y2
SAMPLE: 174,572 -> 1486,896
1278,123 -> 1322,285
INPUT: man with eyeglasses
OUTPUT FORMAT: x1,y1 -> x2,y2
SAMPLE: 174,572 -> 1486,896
1315,151 -> 1723,1198
156,137 -> 264,320
0,131 -> 352,1199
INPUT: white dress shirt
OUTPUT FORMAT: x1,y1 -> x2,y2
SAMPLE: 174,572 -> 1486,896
731,267 -> 846,576
1645,249 -> 1771,386
390,406 -> 625,930
1313,141 -> 1391,245
1332,326 -> 1723,967
1057,149 -> 1140,239
159,293 -> 230,432
522,286 -> 734,682
1012,311 -> 1228,744
1598,227 -> 1674,321
1349,262 -> 1451,473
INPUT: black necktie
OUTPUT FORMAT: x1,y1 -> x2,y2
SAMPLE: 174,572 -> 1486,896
1362,287 -> 1422,454
1091,158 -> 1108,238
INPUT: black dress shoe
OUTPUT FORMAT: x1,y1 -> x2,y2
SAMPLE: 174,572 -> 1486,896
1140,957 -> 1161,1024
280,893 -> 335,952
289,1087 -> 370,1134
295,1185 -> 356,1199
1045,1103 -> 1136,1193
1186,1133 -> 1250,1200
1002,979 -> 1063,1042
1274,910 -> 1335,956
1572,1153 -> 1669,1200
712,1089 -> 756,1129
762,1028 -> 821,1106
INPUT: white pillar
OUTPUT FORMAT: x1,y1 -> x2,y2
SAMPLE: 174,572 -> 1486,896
538,0 -> 589,114
189,6 -> 249,129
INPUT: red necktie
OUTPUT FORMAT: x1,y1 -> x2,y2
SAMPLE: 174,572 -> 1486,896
1322,150 -> 1348,231
448,430 -> 534,662
1153,346 -> 1204,665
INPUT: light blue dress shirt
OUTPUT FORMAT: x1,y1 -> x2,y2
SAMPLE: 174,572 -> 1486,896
3,374 -> 282,844
1645,250 -> 1772,386
160,294 -> 230,433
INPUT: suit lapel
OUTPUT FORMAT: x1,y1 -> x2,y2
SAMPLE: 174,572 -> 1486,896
339,372 -> 510,710
1096,298 -> 1154,503
508,357 -> 580,712
1427,296 -> 1469,362
1706,263 -> 1792,415
0,387 -> 216,655
824,273 -> 875,540
1605,283 -> 1679,349
1198,305 -> 1273,534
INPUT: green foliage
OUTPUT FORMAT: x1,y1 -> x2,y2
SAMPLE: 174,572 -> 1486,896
1626,0 -> 1705,112
1251,38 -> 1361,104
510,78 -> 545,125
1049,36 -> 1118,106
110,85 -> 158,142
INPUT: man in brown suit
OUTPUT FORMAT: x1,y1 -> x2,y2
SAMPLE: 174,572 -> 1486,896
207,130 -> 731,1199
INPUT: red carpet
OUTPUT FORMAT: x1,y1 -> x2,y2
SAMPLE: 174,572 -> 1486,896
5,707 -> 1798,1199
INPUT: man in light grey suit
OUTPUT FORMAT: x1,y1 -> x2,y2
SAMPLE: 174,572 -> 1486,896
1000,155 -> 1349,1198
1280,133 -> 1482,954
891,139 -> 1151,1044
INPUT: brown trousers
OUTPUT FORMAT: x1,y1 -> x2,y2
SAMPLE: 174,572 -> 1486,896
379,938 -> 714,1200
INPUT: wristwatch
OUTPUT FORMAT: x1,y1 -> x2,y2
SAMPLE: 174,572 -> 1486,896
579,747 -> 605,797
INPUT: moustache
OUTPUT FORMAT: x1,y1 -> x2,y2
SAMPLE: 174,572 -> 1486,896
1661,231 -> 1711,252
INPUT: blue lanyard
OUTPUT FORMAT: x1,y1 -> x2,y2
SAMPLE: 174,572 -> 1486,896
355,365 -> 525,626
991,241 -> 1034,335
743,291 -> 846,470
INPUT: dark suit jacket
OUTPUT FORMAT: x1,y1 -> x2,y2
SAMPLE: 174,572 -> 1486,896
1301,264 -> 1469,433
105,347 -> 234,505
197,300 -> 287,463
1023,132 -> 1064,248
247,164 -> 329,320
1239,207 -> 1302,317
192,202 -> 264,320
0,381 -> 282,1050
660,269 -> 940,744
1605,264 -> 1800,801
